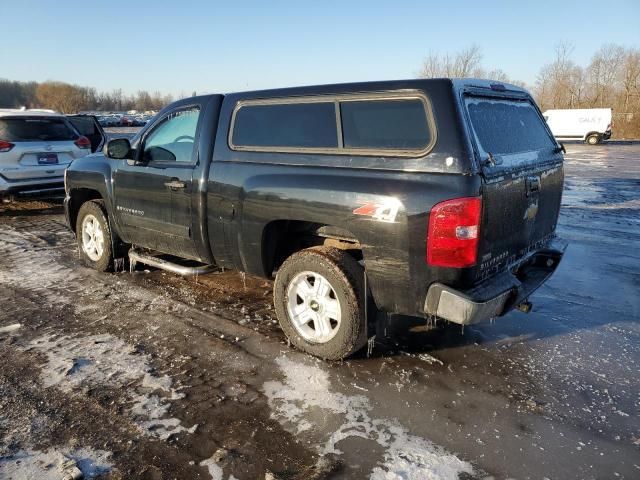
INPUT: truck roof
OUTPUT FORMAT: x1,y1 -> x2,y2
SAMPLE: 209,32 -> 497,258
228,77 -> 529,100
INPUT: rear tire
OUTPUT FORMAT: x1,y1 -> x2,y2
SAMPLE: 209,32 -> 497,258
274,247 -> 368,360
76,200 -> 113,272
586,134 -> 600,145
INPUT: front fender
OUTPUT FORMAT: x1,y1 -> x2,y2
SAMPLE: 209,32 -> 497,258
65,154 -> 125,239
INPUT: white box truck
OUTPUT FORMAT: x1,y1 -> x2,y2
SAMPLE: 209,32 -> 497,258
543,108 -> 612,145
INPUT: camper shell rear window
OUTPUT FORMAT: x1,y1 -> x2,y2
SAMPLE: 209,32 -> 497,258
464,96 -> 556,156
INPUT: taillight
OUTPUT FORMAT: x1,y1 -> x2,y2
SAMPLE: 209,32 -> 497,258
427,197 -> 482,268
0,140 -> 15,152
74,136 -> 91,149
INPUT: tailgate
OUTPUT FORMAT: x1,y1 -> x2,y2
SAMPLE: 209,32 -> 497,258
463,94 -> 564,281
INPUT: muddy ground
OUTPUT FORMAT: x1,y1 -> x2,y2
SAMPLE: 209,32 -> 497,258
0,143 -> 638,480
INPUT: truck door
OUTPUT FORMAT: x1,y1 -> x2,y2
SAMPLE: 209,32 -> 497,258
113,105 -> 202,259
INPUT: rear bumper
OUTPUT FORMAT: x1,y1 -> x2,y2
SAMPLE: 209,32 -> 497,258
424,237 -> 568,325
0,174 -> 64,195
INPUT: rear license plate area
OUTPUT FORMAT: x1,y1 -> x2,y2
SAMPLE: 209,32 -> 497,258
38,153 -> 58,165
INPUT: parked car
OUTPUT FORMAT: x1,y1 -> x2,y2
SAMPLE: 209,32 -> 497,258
103,115 -> 120,127
0,109 -> 103,197
64,79 -> 567,359
66,114 -> 107,153
132,116 -> 148,127
97,115 -> 120,127
543,108 -> 612,145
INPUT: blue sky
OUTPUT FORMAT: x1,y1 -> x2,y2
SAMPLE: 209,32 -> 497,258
1,0 -> 638,96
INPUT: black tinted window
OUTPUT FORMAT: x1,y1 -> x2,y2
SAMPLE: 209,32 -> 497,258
0,117 -> 76,142
68,116 -> 98,135
466,97 -> 555,155
232,102 -> 338,149
340,99 -> 430,150
143,108 -> 200,163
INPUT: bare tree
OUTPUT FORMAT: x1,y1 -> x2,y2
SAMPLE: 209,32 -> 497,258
534,42 -> 584,110
35,81 -> 93,113
455,45 -> 483,77
419,45 -> 483,78
418,45 -> 523,88
587,44 -> 625,107
620,49 -> 640,112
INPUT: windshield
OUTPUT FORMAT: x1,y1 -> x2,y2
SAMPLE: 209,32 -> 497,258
0,117 -> 77,142
465,97 -> 555,156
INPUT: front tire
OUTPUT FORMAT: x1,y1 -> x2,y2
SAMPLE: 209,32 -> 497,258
274,247 -> 368,360
586,134 -> 600,145
76,200 -> 113,272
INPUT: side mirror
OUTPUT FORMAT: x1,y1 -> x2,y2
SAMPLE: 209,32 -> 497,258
105,138 -> 132,159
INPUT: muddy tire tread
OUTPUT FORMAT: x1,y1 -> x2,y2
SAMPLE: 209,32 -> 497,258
75,200 -> 114,272
274,246 -> 368,360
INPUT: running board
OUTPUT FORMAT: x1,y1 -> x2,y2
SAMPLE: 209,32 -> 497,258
128,248 -> 217,276
17,187 -> 65,197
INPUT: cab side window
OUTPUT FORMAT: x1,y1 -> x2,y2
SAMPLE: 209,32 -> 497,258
143,107 -> 200,163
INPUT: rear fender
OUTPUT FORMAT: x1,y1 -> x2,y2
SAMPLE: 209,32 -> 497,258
234,169 -> 482,315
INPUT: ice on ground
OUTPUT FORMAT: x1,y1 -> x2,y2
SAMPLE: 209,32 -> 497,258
24,333 -> 193,440
199,449 -> 242,480
0,447 -> 112,479
0,323 -> 21,334
200,456 -> 224,480
263,356 -> 473,480
0,227 -> 78,305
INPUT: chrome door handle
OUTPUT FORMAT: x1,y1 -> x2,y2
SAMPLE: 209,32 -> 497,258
164,180 -> 186,189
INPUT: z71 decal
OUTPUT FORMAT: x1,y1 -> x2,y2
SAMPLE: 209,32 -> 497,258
352,198 -> 401,223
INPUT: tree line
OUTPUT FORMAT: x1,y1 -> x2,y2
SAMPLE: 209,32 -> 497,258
0,79 -> 175,113
419,43 -> 640,138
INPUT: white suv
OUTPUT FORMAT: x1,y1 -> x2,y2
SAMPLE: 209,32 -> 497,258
0,109 -> 105,197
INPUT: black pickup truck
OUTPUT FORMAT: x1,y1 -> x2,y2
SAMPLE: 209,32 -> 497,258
64,78 -> 567,359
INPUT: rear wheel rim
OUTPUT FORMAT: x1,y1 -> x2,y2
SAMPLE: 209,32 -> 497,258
81,214 -> 105,262
286,271 -> 342,343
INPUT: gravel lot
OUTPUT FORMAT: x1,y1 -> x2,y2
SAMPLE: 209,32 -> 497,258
0,143 -> 638,479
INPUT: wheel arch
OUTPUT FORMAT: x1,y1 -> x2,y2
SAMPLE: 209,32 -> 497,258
584,131 -> 602,143
261,220 -> 362,278
67,188 -> 105,235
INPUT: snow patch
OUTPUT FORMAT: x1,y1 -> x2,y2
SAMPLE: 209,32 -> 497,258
263,356 -> 473,480
24,333 -> 194,440
199,456 -> 224,480
0,227 -> 78,305
0,323 -> 22,334
0,447 -> 112,479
